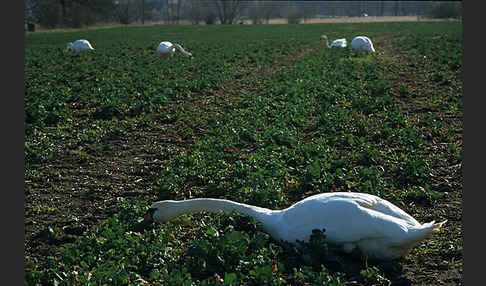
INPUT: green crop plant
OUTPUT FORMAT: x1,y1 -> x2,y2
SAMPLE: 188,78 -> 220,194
25,21 -> 462,285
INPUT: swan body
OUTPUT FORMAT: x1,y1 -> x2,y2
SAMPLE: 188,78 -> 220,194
320,35 -> 347,48
351,36 -> 375,52
157,41 -> 193,58
65,39 -> 94,53
143,192 -> 446,260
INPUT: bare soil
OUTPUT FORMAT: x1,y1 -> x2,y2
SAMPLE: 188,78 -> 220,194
372,28 -> 463,285
24,30 -> 462,285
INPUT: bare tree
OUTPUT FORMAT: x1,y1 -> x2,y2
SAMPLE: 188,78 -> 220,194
27,0 -> 115,28
185,0 -> 202,24
262,3 -> 279,24
246,0 -> 280,24
393,1 -> 400,16
283,2 -> 303,25
162,0 -> 184,24
425,2 -> 462,19
36,0 -> 62,28
247,0 -> 264,24
114,0 -> 133,24
201,5 -> 217,24
25,0 -> 40,23
141,0 -> 145,24
214,0 -> 241,24
301,4 -> 314,23
328,1 -> 336,17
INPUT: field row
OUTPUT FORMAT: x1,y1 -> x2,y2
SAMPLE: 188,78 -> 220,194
25,22 -> 462,285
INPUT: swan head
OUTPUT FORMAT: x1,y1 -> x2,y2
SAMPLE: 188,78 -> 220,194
65,42 -> 73,52
141,200 -> 179,224
320,35 -> 328,40
172,43 -> 193,58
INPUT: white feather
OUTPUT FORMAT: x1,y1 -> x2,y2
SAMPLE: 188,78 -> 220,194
145,192 -> 446,260
321,35 -> 347,48
350,36 -> 375,52
65,39 -> 94,53
157,41 -> 192,58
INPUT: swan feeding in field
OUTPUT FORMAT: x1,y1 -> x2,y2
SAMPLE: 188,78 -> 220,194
141,192 -> 446,260
157,41 -> 193,58
320,35 -> 347,48
350,36 -> 375,52
64,39 -> 94,53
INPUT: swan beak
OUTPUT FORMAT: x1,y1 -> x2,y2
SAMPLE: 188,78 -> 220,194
142,207 -> 157,223
143,212 -> 153,223
134,207 -> 157,232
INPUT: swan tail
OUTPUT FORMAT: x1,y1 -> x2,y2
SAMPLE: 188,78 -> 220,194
408,220 -> 447,243
428,220 -> 447,232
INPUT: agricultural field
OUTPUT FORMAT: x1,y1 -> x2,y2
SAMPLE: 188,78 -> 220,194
25,21 -> 462,285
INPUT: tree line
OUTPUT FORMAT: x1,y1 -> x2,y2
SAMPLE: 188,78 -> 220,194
25,0 -> 461,29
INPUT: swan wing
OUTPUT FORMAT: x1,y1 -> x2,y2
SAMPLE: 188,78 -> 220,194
351,36 -> 374,51
157,42 -> 174,53
351,37 -> 367,47
334,39 -> 347,46
159,41 -> 173,48
330,39 -> 347,47
315,192 -> 419,225
275,193 -> 413,244
73,40 -> 94,51
84,41 -> 94,49
355,195 -> 419,226
82,41 -> 93,50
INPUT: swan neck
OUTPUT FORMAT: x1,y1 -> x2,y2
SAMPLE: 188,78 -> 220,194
170,198 -> 274,224
173,44 -> 191,57
323,36 -> 330,48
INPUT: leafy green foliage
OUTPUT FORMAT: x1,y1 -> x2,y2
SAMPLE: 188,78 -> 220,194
360,263 -> 391,286
25,22 -> 462,284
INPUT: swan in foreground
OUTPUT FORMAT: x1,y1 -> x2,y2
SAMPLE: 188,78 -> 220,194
320,35 -> 347,48
64,39 -> 94,53
157,41 -> 193,58
141,192 -> 446,260
351,36 -> 375,52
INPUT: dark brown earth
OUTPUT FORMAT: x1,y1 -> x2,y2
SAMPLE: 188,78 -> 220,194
373,27 -> 463,285
24,33 -> 462,285
24,41 -> 319,262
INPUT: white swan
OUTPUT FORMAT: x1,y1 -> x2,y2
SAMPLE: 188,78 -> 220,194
142,192 -> 446,260
350,36 -> 375,52
320,35 -> 347,48
64,39 -> 94,53
157,41 -> 193,58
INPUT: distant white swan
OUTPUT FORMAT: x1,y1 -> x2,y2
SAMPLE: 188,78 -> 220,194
157,41 -> 193,58
64,39 -> 94,53
320,35 -> 347,48
351,36 -> 375,52
142,192 -> 446,260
